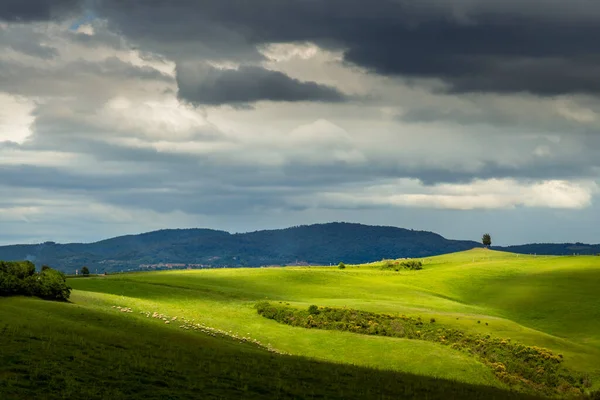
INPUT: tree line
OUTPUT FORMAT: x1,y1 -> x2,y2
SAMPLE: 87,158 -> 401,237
0,261 -> 71,301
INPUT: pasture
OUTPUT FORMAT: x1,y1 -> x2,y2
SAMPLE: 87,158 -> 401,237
2,248 -> 600,398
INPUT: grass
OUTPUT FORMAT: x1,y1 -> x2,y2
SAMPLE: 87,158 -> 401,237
0,296 -> 540,400
2,248 -> 600,398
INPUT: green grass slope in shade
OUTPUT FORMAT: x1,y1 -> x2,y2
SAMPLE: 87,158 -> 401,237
0,297 -> 539,400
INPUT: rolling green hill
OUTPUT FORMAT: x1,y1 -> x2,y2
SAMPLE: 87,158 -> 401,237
2,248 -> 600,399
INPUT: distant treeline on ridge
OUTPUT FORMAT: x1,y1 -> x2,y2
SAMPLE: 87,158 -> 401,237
0,223 -> 598,274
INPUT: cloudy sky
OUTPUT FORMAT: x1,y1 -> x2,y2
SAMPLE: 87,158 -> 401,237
1,0 -> 600,246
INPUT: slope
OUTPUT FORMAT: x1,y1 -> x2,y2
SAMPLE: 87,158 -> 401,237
64,249 -> 600,396
0,296 -> 539,400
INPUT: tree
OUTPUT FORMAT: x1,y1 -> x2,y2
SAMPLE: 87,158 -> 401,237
482,233 -> 492,248
35,269 -> 71,301
41,265 -> 51,272
81,266 -> 90,276
0,261 -> 71,301
338,262 -> 346,269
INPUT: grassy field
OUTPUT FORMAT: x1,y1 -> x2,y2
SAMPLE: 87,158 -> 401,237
2,248 -> 600,398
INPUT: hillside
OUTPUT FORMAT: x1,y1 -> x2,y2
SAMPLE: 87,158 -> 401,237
0,223 -> 481,273
3,249 -> 600,398
3,248 -> 598,398
0,295 -> 540,400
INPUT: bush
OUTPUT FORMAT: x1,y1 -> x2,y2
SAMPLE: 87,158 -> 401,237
256,302 -> 588,396
0,260 -> 71,301
338,262 -> 346,270
380,259 -> 423,271
308,305 -> 320,315
401,260 -> 423,270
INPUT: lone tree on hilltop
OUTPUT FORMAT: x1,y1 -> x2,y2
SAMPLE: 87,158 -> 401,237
81,266 -> 90,276
482,233 -> 492,248
338,262 -> 346,270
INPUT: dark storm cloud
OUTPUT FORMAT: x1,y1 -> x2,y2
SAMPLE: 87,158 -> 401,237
176,65 -> 347,106
0,0 -> 82,21
1,24 -> 60,59
94,0 -> 600,96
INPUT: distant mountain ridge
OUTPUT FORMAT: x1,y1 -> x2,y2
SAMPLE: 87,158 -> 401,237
500,243 -> 600,256
0,222 -> 597,273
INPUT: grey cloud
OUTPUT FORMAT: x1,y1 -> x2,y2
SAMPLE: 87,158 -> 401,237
176,64 -> 347,106
1,24 -> 59,59
94,0 -> 600,96
0,164 -> 154,191
0,0 -> 82,21
0,56 -> 172,97
7,40 -> 58,59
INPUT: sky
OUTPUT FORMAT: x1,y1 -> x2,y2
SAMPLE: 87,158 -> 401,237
1,0 -> 600,246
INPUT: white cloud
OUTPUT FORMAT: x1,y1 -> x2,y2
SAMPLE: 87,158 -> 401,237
260,43 -> 320,62
293,179 -> 598,210
0,94 -> 35,144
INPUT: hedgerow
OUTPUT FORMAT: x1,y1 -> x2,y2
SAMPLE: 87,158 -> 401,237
255,302 -> 588,397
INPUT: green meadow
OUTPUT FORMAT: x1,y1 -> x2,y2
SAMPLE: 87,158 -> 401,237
2,248 -> 600,399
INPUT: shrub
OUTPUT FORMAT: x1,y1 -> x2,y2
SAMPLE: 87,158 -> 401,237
256,302 -> 588,396
430,318 -> 436,324
338,262 -> 346,270
401,260 -> 423,270
380,259 -> 423,271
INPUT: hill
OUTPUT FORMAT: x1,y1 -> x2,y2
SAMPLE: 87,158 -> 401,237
0,223 -> 481,273
3,248 -> 598,398
0,295 -> 540,400
499,242 -> 600,256
2,222 -> 599,273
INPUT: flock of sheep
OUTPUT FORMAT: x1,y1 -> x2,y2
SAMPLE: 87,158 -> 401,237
110,305 -> 288,355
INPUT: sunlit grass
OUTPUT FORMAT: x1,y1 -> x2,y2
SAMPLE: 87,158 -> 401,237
0,296 -> 539,400
64,248 -> 600,394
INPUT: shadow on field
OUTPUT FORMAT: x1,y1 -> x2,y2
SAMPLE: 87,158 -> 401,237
0,297 -> 543,400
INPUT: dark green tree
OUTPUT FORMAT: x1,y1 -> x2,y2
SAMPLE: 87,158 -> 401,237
338,262 -> 346,269
35,269 -> 71,301
81,266 -> 90,276
482,233 -> 492,248
0,261 -> 70,301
